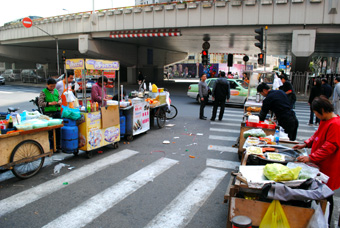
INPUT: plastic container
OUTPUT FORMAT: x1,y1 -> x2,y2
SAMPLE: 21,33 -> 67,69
231,215 -> 252,228
246,121 -> 276,129
107,100 -> 118,106
15,123 -> 33,130
33,120 -> 48,129
120,115 -> 126,135
48,119 -> 63,126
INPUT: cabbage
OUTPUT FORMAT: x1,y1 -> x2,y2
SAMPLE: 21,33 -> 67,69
263,163 -> 301,182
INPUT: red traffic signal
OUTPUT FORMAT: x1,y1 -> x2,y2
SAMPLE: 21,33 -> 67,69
258,53 -> 264,65
202,50 -> 209,65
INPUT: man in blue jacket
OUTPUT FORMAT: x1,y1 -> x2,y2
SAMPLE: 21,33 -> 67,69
210,72 -> 230,121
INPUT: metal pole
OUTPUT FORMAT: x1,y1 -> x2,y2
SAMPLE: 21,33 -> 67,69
264,26 -> 267,72
56,38 -> 60,75
93,0 -> 95,14
118,70 -> 120,107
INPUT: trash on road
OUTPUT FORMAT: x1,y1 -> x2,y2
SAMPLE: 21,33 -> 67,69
197,133 -> 204,136
189,155 -> 196,158
63,182 -> 68,185
174,137 -> 180,139
54,163 -> 70,174
68,167 -> 75,170
163,140 -> 170,144
165,124 -> 175,127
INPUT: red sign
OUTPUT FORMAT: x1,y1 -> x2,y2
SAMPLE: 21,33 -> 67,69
22,17 -> 33,28
104,71 -> 116,79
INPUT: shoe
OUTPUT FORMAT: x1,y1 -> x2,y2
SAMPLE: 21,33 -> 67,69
199,117 -> 206,120
210,118 -> 215,121
315,123 -> 319,126
203,116 -> 207,119
307,123 -> 313,126
218,118 -> 222,121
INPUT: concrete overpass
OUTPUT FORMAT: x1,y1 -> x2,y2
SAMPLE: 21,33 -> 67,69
0,0 -> 339,82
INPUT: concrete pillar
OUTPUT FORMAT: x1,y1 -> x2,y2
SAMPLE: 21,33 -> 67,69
291,30 -> 316,72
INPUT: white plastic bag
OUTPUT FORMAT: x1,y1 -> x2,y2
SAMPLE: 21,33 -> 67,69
64,91 -> 76,102
306,201 -> 328,228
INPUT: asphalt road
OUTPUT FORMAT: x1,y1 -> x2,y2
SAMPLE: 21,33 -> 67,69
0,82 -> 339,228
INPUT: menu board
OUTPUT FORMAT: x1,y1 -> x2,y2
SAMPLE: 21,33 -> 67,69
133,101 -> 150,136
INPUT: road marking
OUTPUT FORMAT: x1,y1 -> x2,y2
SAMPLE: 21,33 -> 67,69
206,159 -> 240,170
209,135 -> 238,141
0,149 -> 139,218
43,158 -> 178,228
210,128 -> 240,133
208,145 -> 238,153
144,168 -> 227,228
0,91 -> 13,94
219,110 -> 244,114
298,129 -> 316,133
223,114 -> 243,118
210,122 -> 240,127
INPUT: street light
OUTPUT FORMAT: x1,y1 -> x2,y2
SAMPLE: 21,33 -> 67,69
22,17 -> 60,76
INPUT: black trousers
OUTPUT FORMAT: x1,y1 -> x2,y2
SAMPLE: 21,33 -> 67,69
279,113 -> 299,141
309,106 -> 320,124
327,195 -> 333,225
45,111 -> 61,149
199,96 -> 208,118
211,99 -> 226,120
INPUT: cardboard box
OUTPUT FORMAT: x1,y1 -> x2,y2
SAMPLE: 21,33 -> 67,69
101,105 -> 119,129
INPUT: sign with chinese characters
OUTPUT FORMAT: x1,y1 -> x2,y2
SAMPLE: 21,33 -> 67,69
65,59 -> 85,70
85,59 -> 120,71
133,101 -> 150,136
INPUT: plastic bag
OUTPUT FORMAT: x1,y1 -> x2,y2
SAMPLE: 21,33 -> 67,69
286,162 -> 319,180
243,128 -> 266,139
307,201 -> 327,228
61,105 -> 81,120
260,200 -> 290,228
263,163 -> 301,182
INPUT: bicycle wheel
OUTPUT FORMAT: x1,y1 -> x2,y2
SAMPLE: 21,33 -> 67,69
10,140 -> 45,179
166,104 -> 178,120
157,108 -> 167,128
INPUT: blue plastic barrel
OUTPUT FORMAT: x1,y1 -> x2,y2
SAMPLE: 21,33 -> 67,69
61,119 -> 78,153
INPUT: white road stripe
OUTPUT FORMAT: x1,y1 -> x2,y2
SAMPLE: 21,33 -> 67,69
223,114 -> 243,118
210,128 -> 240,133
220,110 -> 244,114
208,145 -> 238,153
210,122 -> 240,127
0,91 -> 12,94
43,158 -> 178,228
209,135 -> 238,141
144,168 -> 227,228
206,159 -> 240,170
0,149 -> 139,218
298,129 -> 316,133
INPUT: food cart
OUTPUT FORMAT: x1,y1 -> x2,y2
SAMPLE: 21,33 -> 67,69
65,59 -> 120,158
225,144 -> 329,227
0,124 -> 63,179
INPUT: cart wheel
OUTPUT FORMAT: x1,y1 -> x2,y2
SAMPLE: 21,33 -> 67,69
86,151 -> 93,159
10,140 -> 45,179
165,104 -> 178,120
157,108 -> 167,128
127,135 -> 133,141
113,142 -> 119,149
73,149 -> 79,156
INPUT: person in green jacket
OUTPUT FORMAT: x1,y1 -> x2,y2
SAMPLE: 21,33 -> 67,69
38,78 -> 62,152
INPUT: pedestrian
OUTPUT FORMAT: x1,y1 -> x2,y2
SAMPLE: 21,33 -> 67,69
91,76 -> 109,107
332,76 -> 340,115
294,96 -> 340,226
198,74 -> 209,120
272,72 -> 283,90
210,72 -> 230,121
279,74 -> 297,109
321,78 -> 332,99
257,83 -> 299,141
308,78 -> 322,126
38,78 -> 62,152
56,70 -> 75,108
137,71 -> 144,85
243,73 -> 249,84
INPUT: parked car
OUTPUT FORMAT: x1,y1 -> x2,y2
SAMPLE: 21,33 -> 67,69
21,69 -> 44,84
0,75 -> 5,85
1,69 -> 21,81
187,78 -> 257,106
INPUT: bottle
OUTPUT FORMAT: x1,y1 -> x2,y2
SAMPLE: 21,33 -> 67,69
95,102 -> 99,111
8,116 -> 13,128
149,82 -> 152,91
87,101 -> 91,113
274,129 -> 280,144
256,92 -> 260,103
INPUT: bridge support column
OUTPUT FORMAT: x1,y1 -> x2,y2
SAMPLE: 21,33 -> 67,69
291,30 -> 316,72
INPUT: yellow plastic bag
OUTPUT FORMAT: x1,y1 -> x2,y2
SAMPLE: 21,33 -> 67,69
260,200 -> 290,228
152,84 -> 158,93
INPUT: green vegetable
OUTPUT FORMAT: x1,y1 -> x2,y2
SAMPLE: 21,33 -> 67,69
263,163 -> 301,182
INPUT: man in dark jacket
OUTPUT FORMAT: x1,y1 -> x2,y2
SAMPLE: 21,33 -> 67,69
257,83 -> 299,141
279,74 -> 296,109
321,78 -> 332,99
210,72 -> 230,121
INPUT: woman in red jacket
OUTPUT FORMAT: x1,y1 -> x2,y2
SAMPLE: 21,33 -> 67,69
294,96 -> 340,225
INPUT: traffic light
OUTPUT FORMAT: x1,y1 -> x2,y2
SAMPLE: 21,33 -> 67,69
202,50 -> 209,65
254,28 -> 264,51
62,51 -> 66,63
258,53 -> 264,65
